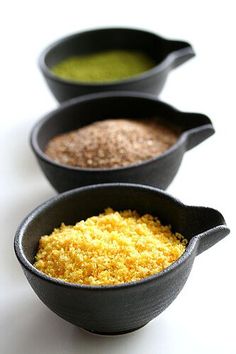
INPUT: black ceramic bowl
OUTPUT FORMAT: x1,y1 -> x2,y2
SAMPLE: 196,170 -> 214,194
14,183 -> 229,335
39,27 -> 195,102
31,92 -> 214,193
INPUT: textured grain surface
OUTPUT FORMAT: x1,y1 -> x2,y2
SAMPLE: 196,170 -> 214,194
52,50 -> 156,83
34,208 -> 187,285
45,118 -> 178,168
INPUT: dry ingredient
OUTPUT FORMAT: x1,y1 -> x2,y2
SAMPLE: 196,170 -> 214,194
45,118 -> 179,168
34,208 -> 187,286
51,50 -> 156,83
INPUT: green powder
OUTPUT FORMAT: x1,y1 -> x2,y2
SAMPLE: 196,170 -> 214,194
51,50 -> 156,83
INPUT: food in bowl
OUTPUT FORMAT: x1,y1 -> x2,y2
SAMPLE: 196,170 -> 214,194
34,208 -> 187,286
15,184 -> 229,334
51,50 -> 156,83
45,118 -> 179,168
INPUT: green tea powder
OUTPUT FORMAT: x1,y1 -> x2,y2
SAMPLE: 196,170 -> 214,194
52,50 -> 156,83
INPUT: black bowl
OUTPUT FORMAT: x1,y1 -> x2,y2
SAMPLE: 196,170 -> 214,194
14,183 -> 229,335
39,27 -> 195,102
30,92 -> 214,193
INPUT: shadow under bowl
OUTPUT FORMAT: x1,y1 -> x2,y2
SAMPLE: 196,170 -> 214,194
30,92 -> 215,193
39,27 -> 195,102
14,183 -> 229,335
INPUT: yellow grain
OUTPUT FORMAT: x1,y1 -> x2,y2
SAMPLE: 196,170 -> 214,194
34,208 -> 187,286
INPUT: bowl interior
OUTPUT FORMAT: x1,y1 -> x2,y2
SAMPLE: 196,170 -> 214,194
33,94 -> 203,157
19,185 -> 204,268
43,28 -> 169,72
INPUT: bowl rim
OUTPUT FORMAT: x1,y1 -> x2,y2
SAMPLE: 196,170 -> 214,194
39,26 -> 194,87
14,183 -> 200,291
30,91 -> 203,173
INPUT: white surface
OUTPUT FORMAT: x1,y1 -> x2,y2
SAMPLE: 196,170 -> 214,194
1,1 -> 235,353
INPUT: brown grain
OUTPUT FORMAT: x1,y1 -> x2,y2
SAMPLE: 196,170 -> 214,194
45,118 -> 179,168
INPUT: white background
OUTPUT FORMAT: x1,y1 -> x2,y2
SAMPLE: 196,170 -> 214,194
0,1 -> 235,353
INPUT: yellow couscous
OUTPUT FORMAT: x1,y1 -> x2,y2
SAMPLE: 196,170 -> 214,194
34,208 -> 187,286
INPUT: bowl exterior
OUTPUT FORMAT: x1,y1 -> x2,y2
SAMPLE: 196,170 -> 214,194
31,92 -> 214,193
15,184 -> 201,334
43,71 -> 168,103
22,249 -> 196,334
35,144 -> 185,192
39,28 -> 194,102
14,184 -> 229,334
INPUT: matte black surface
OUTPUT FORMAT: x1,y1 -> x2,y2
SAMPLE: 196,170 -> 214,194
14,184 -> 229,334
39,28 -> 195,102
30,92 -> 214,192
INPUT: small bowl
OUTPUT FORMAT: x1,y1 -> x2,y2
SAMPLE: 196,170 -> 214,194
39,27 -> 195,102
30,92 -> 214,193
14,183 -> 229,335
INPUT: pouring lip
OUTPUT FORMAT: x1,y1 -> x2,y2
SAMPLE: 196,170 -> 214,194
15,182 -> 211,291
38,26 -> 195,88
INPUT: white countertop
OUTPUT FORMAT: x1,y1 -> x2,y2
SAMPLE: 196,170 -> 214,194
1,1 -> 235,353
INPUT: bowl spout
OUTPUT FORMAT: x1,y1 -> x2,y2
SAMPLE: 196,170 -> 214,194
187,206 -> 230,255
179,112 -> 215,151
186,124 -> 215,150
165,40 -> 195,69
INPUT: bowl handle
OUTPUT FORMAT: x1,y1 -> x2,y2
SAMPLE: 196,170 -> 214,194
166,40 -> 195,69
190,207 -> 230,255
